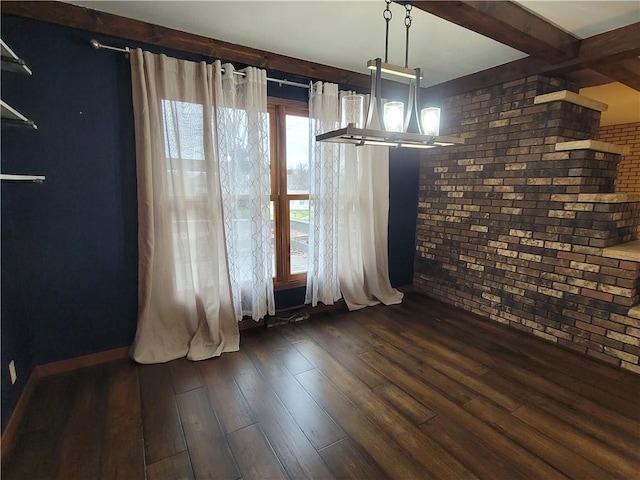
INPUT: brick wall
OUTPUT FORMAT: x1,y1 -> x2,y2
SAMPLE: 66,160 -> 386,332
597,122 -> 640,192
414,75 -> 640,373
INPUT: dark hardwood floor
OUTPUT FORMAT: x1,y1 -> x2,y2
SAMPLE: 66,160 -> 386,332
3,292 -> 640,479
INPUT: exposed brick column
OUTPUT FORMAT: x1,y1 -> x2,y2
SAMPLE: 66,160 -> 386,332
414,75 -> 640,373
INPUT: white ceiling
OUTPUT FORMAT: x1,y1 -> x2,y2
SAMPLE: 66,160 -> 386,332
66,0 -> 639,125
67,1 -> 640,88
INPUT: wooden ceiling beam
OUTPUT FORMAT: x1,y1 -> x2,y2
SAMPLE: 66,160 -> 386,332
422,22 -> 640,100
560,22 -> 640,73
563,69 -> 613,89
411,1 -> 580,63
591,60 -> 640,91
619,57 -> 640,77
412,0 -> 639,94
1,1 -> 373,90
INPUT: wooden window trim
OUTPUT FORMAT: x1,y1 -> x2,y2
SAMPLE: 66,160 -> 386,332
268,97 -> 309,289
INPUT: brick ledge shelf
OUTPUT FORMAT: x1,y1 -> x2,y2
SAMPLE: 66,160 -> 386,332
555,139 -> 631,155
534,90 -> 608,111
629,304 -> 640,320
602,240 -> 640,262
549,193 -> 640,203
576,193 -> 640,203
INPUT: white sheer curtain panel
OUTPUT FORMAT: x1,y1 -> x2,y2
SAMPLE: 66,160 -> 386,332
306,84 -> 403,310
305,82 -> 342,307
217,65 -> 274,321
338,127 -> 404,310
130,49 -> 273,363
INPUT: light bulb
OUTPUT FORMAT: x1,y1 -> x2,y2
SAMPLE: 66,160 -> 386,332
383,101 -> 404,132
421,107 -> 441,136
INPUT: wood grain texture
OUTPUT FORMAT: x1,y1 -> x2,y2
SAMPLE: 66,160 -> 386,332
465,396 -> 612,479
318,437 -> 388,480
295,368 -> 430,480
413,1 -> 580,63
357,346 -> 565,479
3,292 -> 639,480
233,366 -> 335,479
512,403 -> 639,478
373,381 -> 436,425
1,373 -> 79,479
2,430 -> 61,480
243,334 -> 346,450
227,424 -> 288,480
35,346 -> 130,377
593,59 -> 640,91
56,366 -> 109,480
100,361 -> 145,480
481,370 -> 640,461
146,451 -> 194,480
175,388 -> 239,480
296,321 -> 387,388
139,363 -> 187,465
168,357 -> 204,394
419,416 -> 530,480
293,339 -> 476,479
0,368 -> 40,462
198,354 -> 255,434
12,371 -> 75,435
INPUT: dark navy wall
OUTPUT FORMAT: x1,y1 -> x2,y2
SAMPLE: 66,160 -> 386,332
388,149 -> 420,286
1,15 -> 139,429
0,14 -> 419,430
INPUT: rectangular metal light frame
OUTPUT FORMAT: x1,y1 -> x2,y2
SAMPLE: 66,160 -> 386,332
315,124 -> 464,149
316,58 -> 465,150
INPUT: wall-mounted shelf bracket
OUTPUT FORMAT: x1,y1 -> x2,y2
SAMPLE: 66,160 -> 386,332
1,39 -> 32,75
1,100 -> 37,129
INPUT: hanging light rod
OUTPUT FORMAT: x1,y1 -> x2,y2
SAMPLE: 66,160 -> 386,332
316,1 -> 464,150
89,39 -> 310,89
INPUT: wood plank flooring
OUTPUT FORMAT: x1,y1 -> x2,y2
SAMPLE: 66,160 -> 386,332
3,292 -> 640,479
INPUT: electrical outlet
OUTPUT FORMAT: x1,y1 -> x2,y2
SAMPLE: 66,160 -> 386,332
9,360 -> 17,385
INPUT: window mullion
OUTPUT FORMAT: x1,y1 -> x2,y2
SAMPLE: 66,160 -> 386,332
277,105 -> 291,282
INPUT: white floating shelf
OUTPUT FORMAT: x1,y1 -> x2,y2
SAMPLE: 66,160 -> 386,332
1,39 -> 32,75
1,99 -> 37,129
0,174 -> 46,183
555,139 -> 630,155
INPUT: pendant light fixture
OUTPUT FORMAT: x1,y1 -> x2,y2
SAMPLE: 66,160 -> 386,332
316,1 -> 464,149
